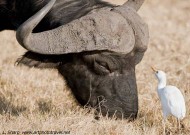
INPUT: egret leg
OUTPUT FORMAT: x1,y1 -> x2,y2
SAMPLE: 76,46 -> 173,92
162,119 -> 166,135
177,118 -> 181,134
162,113 -> 167,135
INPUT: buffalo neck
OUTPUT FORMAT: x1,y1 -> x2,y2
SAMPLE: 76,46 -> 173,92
12,0 -> 112,32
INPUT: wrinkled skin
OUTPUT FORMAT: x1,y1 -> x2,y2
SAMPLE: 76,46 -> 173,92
0,0 -> 144,119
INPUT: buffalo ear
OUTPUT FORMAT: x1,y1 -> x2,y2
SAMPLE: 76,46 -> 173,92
16,51 -> 62,68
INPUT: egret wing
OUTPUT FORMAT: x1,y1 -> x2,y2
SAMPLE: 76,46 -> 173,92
163,86 -> 186,119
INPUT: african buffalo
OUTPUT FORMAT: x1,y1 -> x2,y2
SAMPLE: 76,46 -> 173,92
0,0 -> 149,119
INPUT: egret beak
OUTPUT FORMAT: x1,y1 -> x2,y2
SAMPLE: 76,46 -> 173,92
151,66 -> 158,73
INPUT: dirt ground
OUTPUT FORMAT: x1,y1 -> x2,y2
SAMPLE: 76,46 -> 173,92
0,0 -> 189,134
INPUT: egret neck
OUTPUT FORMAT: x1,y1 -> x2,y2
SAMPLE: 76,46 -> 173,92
157,76 -> 167,90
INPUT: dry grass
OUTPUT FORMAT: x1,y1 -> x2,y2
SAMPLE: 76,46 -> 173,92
0,0 -> 190,134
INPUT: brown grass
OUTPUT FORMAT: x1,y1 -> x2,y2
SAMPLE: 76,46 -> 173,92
0,0 -> 190,134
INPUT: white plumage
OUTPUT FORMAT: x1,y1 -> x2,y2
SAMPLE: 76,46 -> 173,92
158,85 -> 186,120
151,68 -> 186,120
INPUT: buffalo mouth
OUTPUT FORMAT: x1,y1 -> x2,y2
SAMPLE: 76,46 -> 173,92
57,52 -> 138,119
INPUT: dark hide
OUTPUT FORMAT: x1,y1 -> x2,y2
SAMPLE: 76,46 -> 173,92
17,51 -> 138,119
58,52 -> 138,119
0,0 -> 113,31
1,0 -> 139,119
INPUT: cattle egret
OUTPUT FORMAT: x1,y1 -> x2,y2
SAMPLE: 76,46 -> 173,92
151,66 -> 186,133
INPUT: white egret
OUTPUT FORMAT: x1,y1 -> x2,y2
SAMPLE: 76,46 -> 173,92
151,66 -> 186,133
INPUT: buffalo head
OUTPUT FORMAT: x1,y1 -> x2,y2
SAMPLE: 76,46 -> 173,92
6,0 -> 149,119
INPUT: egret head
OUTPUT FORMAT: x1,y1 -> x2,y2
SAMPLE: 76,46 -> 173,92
151,66 -> 166,81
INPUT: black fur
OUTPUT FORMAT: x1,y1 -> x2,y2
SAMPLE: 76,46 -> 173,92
58,52 -> 138,119
17,51 -> 139,119
0,0 -> 113,31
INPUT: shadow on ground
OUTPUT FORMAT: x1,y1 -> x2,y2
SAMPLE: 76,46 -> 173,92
37,99 -> 54,114
0,95 -> 27,116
